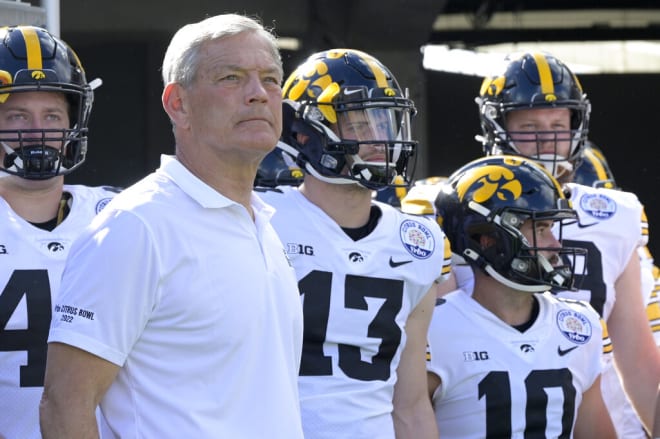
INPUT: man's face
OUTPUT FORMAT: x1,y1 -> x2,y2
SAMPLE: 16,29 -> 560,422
181,31 -> 283,161
0,91 -> 70,172
505,107 -> 572,159
0,91 -> 70,140
520,217 -> 562,267
336,107 -> 397,163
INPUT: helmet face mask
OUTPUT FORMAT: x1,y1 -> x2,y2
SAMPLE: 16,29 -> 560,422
0,26 -> 95,180
477,51 -> 590,184
281,49 -> 417,190
436,155 -> 585,292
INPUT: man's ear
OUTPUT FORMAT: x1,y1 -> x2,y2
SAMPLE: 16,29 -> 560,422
296,133 -> 309,145
162,82 -> 190,129
479,234 -> 496,250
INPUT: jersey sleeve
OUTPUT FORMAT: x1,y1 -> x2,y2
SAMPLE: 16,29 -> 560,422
48,209 -> 160,366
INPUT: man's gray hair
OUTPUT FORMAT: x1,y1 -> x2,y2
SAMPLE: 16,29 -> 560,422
161,14 -> 282,87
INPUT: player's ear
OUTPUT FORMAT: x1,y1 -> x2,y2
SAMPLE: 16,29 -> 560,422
479,234 -> 496,250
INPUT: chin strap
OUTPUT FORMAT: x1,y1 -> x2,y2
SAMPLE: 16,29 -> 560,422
56,191 -> 72,226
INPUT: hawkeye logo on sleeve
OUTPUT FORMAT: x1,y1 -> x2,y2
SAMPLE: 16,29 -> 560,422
580,193 -> 616,220
556,309 -> 592,344
399,219 -> 435,259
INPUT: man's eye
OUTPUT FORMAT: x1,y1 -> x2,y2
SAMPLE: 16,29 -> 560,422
7,113 -> 27,121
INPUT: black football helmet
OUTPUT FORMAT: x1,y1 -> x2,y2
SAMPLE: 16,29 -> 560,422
279,49 -> 417,190
573,141 -> 618,189
0,25 -> 97,179
254,143 -> 304,188
476,51 -> 590,183
435,155 -> 584,292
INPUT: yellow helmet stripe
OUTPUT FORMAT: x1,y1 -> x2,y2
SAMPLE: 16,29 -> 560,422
359,51 -> 388,88
20,27 -> 43,70
532,52 -> 554,96
584,148 -> 608,180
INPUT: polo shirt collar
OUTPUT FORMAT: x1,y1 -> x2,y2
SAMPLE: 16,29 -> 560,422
158,154 -> 235,209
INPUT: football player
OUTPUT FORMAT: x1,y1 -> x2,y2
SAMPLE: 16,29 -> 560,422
0,25 -> 117,439
427,155 -> 615,438
258,48 -> 451,439
573,140 -> 660,438
475,50 -> 659,435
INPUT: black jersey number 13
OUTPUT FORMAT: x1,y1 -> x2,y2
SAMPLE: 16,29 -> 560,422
298,270 -> 404,381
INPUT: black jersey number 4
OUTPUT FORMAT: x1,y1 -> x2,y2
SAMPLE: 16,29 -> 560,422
0,269 -> 52,387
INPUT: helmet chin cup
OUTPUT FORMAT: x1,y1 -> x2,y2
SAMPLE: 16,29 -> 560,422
2,144 -> 62,179
534,153 -> 574,181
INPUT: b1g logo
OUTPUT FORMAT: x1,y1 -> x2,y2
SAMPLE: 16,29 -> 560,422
286,243 -> 314,256
399,220 -> 435,259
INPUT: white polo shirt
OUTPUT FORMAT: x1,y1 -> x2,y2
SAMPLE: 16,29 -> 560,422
49,155 -> 304,438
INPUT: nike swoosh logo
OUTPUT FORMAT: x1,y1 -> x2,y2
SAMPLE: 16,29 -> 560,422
557,345 -> 579,356
343,88 -> 363,95
389,257 -> 413,268
576,221 -> 598,229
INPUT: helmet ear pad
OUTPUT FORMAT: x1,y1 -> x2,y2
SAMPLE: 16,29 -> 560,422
281,100 -> 356,177
465,220 -> 519,273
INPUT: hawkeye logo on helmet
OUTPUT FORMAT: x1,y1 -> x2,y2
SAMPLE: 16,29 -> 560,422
456,164 -> 523,203
0,70 -> 12,103
480,76 -> 505,97
31,70 -> 46,80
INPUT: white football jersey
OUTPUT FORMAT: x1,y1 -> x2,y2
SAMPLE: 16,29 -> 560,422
560,184 -> 648,434
427,290 -> 603,439
559,183 -> 646,320
259,186 -> 451,439
0,185 -> 117,439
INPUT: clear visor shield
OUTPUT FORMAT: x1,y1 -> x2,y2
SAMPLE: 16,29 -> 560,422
336,105 -> 414,187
